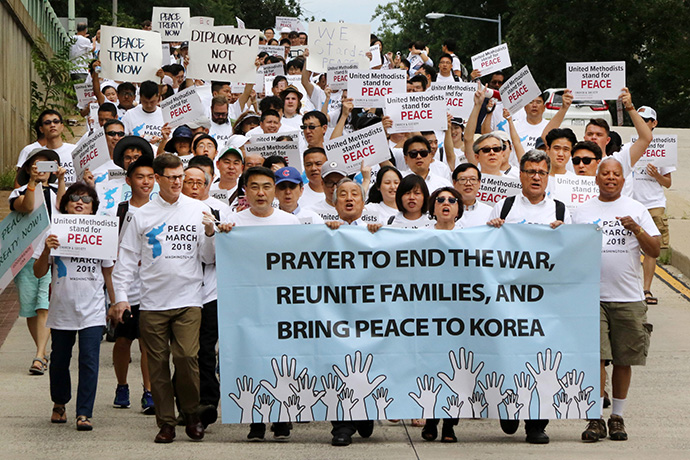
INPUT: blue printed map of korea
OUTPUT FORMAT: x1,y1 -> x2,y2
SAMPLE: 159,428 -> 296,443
146,223 -> 166,258
55,257 -> 67,278
132,123 -> 145,136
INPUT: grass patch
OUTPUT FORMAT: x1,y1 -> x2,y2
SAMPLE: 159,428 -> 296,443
0,168 -> 16,191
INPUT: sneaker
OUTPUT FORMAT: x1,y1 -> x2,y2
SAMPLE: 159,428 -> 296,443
141,390 -> 155,415
581,419 -> 607,442
271,422 -> 291,441
247,423 -> 266,441
608,415 -> 628,441
113,384 -> 130,408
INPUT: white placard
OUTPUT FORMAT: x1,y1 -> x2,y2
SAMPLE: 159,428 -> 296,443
152,7 -> 191,42
348,69 -> 407,108
87,102 -> 99,131
72,129 -> 110,179
471,43 -> 511,76
476,174 -> 522,206
251,130 -> 300,145
236,17 -> 246,29
630,134 -> 678,168
160,86 -> 206,128
275,16 -> 304,33
385,91 -> 447,134
258,44 -> 287,59
499,65 -> 541,115
369,44 -> 382,68
429,82 -> 476,120
74,83 -> 96,106
287,45 -> 306,60
307,21 -> 370,73
264,75 -> 306,98
324,123 -> 390,174
100,26 -> 163,83
161,43 -> 171,65
244,138 -> 301,168
188,25 -> 260,84
553,175 -> 598,212
108,169 -> 126,181
567,61 -> 625,100
262,62 -> 285,77
327,63 -> 359,91
50,214 -> 119,260
191,16 -> 214,27
210,189 -> 228,201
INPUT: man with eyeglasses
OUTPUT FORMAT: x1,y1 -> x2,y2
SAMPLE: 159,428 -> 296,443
402,135 -> 452,193
208,96 -> 234,148
274,167 -> 324,224
110,153 -> 218,444
453,163 -> 491,228
487,149 -> 570,445
82,119 -> 127,191
301,111 -> 328,149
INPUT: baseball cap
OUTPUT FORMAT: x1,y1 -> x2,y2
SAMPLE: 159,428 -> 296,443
321,160 -> 347,178
275,167 -> 303,185
637,106 -> 657,121
218,146 -> 243,161
187,116 -> 211,130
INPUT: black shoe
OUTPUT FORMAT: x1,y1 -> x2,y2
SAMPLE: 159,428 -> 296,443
185,413 -> 205,441
441,423 -> 457,443
271,422 -> 291,441
422,419 -> 438,441
247,423 -> 265,441
525,429 -> 549,444
332,432 -> 352,446
500,419 -> 520,435
198,404 -> 218,429
356,420 -> 374,438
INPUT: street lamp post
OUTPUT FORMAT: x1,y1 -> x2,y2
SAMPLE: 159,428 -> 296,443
426,12 -> 502,46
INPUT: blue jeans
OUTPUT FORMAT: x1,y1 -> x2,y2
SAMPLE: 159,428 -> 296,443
49,326 -> 102,418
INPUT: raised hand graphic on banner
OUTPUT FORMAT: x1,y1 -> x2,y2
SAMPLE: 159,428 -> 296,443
442,395 -> 464,418
478,371 -> 509,419
437,347 -> 484,418
320,373 -> 344,420
254,393 -> 274,423
503,390 -> 524,420
373,387 -> 393,419
284,394 -> 304,421
260,355 -> 308,422
289,374 -> 325,421
409,374 -> 442,419
553,392 -> 569,419
514,371 -> 536,419
574,388 -> 596,418
559,369 -> 585,417
332,351 -> 386,420
229,376 -> 260,423
339,387 -> 359,421
525,349 -> 562,419
468,391 -> 488,418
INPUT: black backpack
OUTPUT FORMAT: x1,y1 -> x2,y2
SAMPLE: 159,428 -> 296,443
499,195 -> 566,222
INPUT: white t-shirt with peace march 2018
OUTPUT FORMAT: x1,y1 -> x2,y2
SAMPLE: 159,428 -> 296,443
229,208 -> 300,227
572,195 -> 660,302
122,105 -> 163,145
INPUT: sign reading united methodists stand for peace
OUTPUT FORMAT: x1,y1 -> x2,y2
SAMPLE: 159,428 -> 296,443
50,215 -> 119,260
324,123 -> 390,174
151,7 -> 191,42
566,61 -> 625,101
307,21 -> 370,74
348,69 -> 407,108
328,63 -> 359,91
554,175 -> 598,212
471,44 -> 512,76
0,187 -> 50,293
160,86 -> 205,129
187,24 -> 259,83
71,129 -> 110,180
630,134 -> 678,168
477,174 -> 522,206
429,82 -> 476,120
216,224 -> 601,423
499,66 -> 541,116
386,91 -> 447,133
100,26 -> 162,83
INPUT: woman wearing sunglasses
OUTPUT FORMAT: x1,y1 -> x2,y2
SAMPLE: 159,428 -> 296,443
33,183 -> 115,431
387,175 -> 434,229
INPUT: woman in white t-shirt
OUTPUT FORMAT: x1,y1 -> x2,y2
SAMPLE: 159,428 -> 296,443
366,166 -> 401,222
33,183 -> 115,431
387,175 -> 434,229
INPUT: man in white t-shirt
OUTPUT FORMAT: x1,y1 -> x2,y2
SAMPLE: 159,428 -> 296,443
69,23 -> 94,80
274,167 -> 324,224
122,81 -> 164,148
435,54 -> 458,83
511,95 -> 549,153
453,163 -> 491,228
573,157 -> 660,443
299,147 -> 328,209
402,135 -> 452,193
31,110 -> 76,183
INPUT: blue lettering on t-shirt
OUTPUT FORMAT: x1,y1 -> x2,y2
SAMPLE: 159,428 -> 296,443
145,223 -> 166,259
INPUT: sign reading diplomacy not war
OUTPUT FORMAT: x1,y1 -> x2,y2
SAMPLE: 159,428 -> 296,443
187,25 -> 259,83
100,26 -> 162,83
217,224 -> 601,423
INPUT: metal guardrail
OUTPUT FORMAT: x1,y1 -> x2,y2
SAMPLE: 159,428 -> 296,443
21,0 -> 70,52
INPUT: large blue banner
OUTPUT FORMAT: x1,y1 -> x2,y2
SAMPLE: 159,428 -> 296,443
216,224 -> 601,423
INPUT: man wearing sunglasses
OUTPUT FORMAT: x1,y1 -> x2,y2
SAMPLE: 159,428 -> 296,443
402,135 -> 451,193
471,133 -> 506,177
571,141 -> 603,177
301,111 -> 328,149
22,110 -> 77,184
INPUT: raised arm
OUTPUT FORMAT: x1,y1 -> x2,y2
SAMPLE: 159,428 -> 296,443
621,88 -> 653,167
464,82 -> 486,165
541,90 -> 573,140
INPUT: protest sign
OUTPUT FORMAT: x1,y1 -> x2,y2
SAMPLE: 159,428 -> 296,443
567,61 -> 625,100
161,43 -> 170,65
258,44 -> 287,59
287,45 -> 306,60
100,26 -> 162,83
630,134 -> 677,168
191,16 -> 214,27
264,75 -> 306,99
0,188 -> 50,293
160,86 -> 205,128
262,62 -> 285,77
348,69 -> 407,108
236,17 -> 245,29
307,21 -> 370,73
251,130 -> 300,145
324,123 -> 390,174
429,82 -> 476,120
74,83 -> 96,107
50,215 -> 119,260
328,63 -> 359,91
275,16 -> 304,32
152,7 -> 191,42
553,175 -> 598,212
499,66 -> 541,115
477,174 -> 522,206
471,44 -> 512,76
216,224 -> 601,423
385,91 -> 447,133
87,102 -> 99,131
245,137 -> 301,168
369,43 -> 382,68
188,25 -> 259,83
210,189 -> 229,202
72,129 -> 110,180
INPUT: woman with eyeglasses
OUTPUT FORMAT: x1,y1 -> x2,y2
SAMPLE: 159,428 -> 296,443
387,174 -> 434,228
33,183 -> 115,431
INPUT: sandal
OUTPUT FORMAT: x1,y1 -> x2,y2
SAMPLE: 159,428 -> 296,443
29,358 -> 47,375
76,415 -> 93,431
51,405 -> 66,424
421,420 -> 438,441
644,290 -> 658,305
441,424 -> 457,443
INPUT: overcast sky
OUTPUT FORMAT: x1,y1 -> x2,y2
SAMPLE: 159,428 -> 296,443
299,0 -> 394,33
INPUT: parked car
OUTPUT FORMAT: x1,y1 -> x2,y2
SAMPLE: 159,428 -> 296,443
542,88 -> 613,126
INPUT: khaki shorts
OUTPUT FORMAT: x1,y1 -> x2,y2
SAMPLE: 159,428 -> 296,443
600,301 -> 652,366
649,207 -> 669,249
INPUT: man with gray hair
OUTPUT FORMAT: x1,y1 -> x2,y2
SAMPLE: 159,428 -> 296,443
466,133 -> 507,177
325,178 -> 380,227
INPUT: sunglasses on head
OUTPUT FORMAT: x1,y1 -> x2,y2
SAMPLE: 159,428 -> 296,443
406,149 -> 430,159
572,157 -> 596,165
69,194 -> 94,204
